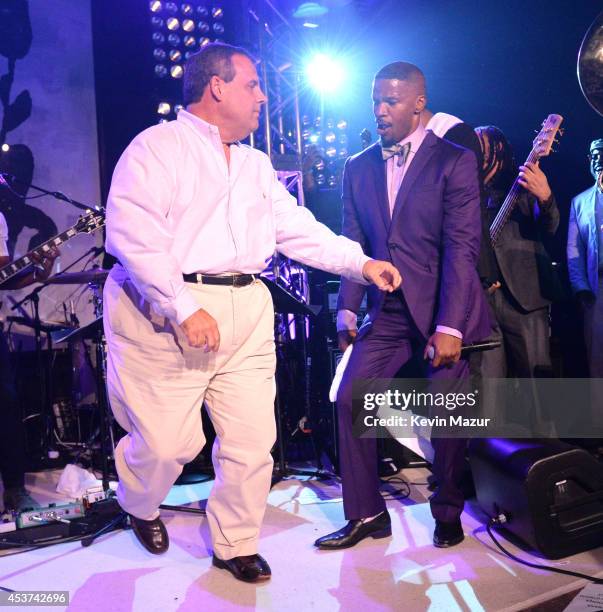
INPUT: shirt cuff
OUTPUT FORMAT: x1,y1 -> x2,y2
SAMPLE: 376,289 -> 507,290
170,289 -> 202,325
345,254 -> 372,285
436,325 -> 463,340
336,309 -> 358,332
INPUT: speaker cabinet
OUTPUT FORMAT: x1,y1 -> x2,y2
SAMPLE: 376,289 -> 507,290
468,438 -> 603,558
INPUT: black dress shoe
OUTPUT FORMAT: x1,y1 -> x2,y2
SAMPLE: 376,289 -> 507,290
128,514 -> 169,554
314,510 -> 391,550
433,519 -> 464,548
212,554 -> 271,583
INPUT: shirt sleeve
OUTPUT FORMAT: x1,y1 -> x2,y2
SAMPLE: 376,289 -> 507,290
105,132 -> 200,325
0,212 -> 8,257
270,170 -> 370,284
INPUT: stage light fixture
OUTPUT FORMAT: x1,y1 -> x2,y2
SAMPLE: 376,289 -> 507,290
165,2 -> 178,13
169,49 -> 182,62
199,37 -> 211,46
212,7 -> 223,19
157,101 -> 171,115
303,22 -> 319,28
166,17 -> 180,30
151,15 -> 164,28
170,65 -> 184,79
325,131 -> 336,143
184,35 -> 196,46
197,6 -> 209,16
325,146 -> 337,158
336,119 -> 347,130
155,64 -> 168,77
153,48 -> 167,60
293,2 -> 328,18
182,18 -> 195,31
168,33 -> 181,46
152,32 -> 165,44
1,143 -> 10,152
305,54 -> 346,94
213,22 -> 224,34
150,1 -> 162,13
181,3 -> 193,14
198,21 -> 209,32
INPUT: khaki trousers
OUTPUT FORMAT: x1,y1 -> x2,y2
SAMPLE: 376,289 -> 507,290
103,266 -> 276,560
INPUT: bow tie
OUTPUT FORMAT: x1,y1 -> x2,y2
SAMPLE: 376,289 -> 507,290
381,142 -> 411,166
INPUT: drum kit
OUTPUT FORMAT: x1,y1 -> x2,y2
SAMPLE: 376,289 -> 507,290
10,265 -> 115,488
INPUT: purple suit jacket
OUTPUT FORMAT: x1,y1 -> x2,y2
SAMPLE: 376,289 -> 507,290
338,132 -> 491,342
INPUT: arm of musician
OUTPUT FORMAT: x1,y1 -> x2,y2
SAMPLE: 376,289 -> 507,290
518,162 -> 559,235
0,248 -> 59,290
567,197 -> 591,296
435,149 -> 481,334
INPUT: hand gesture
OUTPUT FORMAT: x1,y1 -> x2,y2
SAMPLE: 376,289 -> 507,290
424,331 -> 462,368
180,308 -> 220,352
362,260 -> 402,292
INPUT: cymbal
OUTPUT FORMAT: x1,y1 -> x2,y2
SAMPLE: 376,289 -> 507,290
56,317 -> 103,343
46,268 -> 108,285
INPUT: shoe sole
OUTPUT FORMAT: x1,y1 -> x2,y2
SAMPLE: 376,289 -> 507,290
212,556 -> 271,583
316,526 -> 392,550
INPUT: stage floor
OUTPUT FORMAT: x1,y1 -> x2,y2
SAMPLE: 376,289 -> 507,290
1,467 -> 601,611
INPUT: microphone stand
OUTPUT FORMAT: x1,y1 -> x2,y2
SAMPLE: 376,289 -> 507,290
0,172 -> 101,213
8,246 -> 105,464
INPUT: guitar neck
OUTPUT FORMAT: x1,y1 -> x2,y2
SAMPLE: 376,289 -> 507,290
0,228 -> 78,284
489,148 -> 539,244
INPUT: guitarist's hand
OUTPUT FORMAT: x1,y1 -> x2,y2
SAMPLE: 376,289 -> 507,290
518,161 -> 552,204
31,246 -> 60,281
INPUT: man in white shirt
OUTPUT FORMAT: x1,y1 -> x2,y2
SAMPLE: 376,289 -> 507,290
103,43 -> 400,582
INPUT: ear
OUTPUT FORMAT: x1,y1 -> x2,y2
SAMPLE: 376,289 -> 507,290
209,75 -> 223,101
414,94 -> 426,114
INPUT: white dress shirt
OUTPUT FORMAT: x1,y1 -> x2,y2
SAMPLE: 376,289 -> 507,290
106,110 -> 370,324
0,212 -> 8,257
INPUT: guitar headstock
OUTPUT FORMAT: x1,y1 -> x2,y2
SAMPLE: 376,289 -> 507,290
75,208 -> 106,234
532,114 -> 564,158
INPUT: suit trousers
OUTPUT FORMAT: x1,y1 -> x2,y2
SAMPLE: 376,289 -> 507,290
336,293 -> 469,523
480,289 -> 551,378
103,267 -> 276,560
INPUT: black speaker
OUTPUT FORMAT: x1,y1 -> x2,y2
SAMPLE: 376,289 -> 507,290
468,438 -> 603,559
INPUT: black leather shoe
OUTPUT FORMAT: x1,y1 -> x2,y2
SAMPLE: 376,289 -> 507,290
128,514 -> 169,554
433,519 -> 464,548
314,510 -> 391,550
212,554 -> 271,583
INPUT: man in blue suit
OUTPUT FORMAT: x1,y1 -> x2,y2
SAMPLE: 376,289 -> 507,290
567,138 -> 603,381
315,61 -> 491,550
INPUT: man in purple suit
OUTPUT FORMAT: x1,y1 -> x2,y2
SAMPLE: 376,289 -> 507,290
315,61 -> 491,549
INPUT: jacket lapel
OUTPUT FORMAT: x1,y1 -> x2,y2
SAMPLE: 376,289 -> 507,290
366,143 -> 390,232
390,131 -> 438,229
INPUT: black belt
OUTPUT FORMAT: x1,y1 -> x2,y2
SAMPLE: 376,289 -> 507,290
182,273 -> 256,287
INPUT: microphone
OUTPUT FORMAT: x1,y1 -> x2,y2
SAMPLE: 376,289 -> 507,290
426,340 -> 501,361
